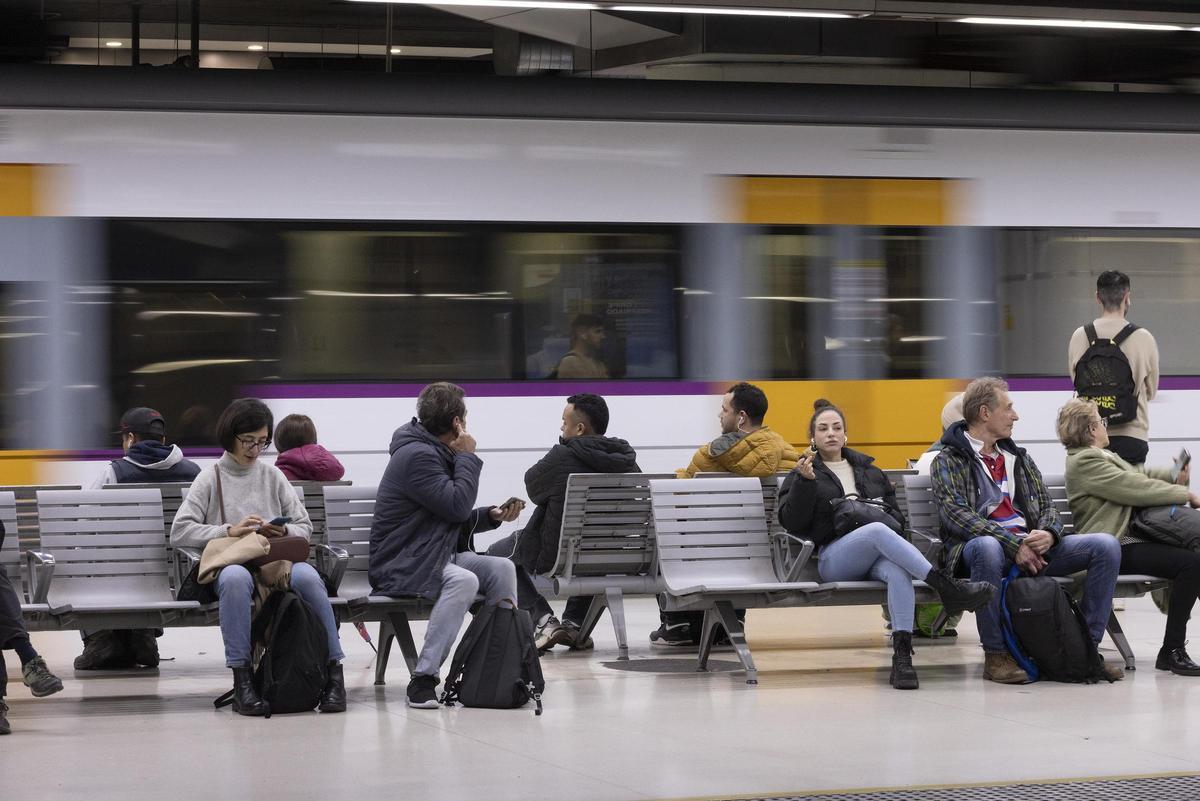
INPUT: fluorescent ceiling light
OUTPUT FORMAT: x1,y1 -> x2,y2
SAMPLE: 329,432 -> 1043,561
105,41 -> 123,47
348,0 -> 599,8
612,5 -> 851,17
390,47 -> 403,54
960,17 -> 1184,32
247,44 -> 264,51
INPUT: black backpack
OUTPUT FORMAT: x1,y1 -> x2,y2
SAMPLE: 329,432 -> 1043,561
1000,568 -> 1111,684
1074,322 -> 1139,424
442,602 -> 545,715
215,589 -> 330,717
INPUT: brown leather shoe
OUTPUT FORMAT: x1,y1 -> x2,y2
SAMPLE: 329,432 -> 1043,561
983,652 -> 1030,684
1101,660 -> 1125,682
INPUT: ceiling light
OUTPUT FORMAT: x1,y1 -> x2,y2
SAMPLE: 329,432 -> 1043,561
247,44 -> 264,51
959,17 -> 1184,32
612,5 -> 851,16
348,0 -> 599,8
105,41 -> 123,47
390,47 -> 403,54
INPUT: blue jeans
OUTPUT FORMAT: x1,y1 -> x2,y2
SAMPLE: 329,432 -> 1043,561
216,562 -> 346,668
414,551 -> 517,678
818,522 -> 933,633
963,533 -> 1120,653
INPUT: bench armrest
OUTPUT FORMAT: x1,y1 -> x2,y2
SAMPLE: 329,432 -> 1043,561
25,550 -> 55,605
772,532 -> 815,583
315,544 -> 349,593
908,528 -> 943,567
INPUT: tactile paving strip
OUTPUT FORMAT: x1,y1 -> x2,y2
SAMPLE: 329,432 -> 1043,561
721,775 -> 1200,801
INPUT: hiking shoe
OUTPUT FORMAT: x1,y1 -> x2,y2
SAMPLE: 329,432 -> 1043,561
983,652 -> 1030,684
1156,646 -> 1200,676
22,657 -> 64,698
406,675 -> 441,709
0,700 -> 10,735
127,630 -> 160,668
562,621 -> 594,651
1101,661 -> 1125,682
535,616 -> 573,653
650,622 -> 699,647
73,631 -> 130,670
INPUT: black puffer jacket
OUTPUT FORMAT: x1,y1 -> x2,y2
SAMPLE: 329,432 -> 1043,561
777,447 -> 903,547
514,435 -> 640,575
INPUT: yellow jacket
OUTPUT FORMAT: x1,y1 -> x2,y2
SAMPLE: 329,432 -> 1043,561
676,426 -> 799,478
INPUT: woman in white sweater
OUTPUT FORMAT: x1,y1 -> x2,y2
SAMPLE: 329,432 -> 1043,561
172,399 -> 346,716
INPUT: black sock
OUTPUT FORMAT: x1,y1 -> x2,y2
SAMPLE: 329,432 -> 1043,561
12,637 -> 38,666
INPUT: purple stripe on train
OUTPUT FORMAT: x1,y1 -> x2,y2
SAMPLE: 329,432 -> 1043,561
244,380 -> 720,399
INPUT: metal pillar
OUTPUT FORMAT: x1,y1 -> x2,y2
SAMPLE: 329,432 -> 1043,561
385,3 -> 394,73
190,0 -> 200,68
131,2 -> 141,67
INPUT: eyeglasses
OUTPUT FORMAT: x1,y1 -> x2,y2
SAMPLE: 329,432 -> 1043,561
236,435 -> 272,452
1089,418 -> 1109,430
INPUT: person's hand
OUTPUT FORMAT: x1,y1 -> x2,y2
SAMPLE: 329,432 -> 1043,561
795,451 -> 816,481
228,516 -> 263,538
448,421 -> 477,455
1188,492 -> 1200,509
489,500 -> 523,523
1178,464 -> 1191,486
1025,529 -> 1055,556
259,522 -> 287,539
1015,541 -> 1046,575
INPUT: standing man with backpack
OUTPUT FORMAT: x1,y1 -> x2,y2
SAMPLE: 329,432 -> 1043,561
1069,270 -> 1159,466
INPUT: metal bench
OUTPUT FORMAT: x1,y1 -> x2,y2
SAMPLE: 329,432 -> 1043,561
1,490 -> 54,627
651,477 -> 822,684
323,484 -> 431,686
36,489 -> 211,631
904,473 -> 1168,670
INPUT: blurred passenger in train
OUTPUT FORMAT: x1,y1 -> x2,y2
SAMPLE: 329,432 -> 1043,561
1059,398 -> 1200,676
651,382 -> 798,646
931,377 -> 1124,684
912,393 -> 964,476
1,519 -> 64,735
554,313 -> 610,379
273,414 -> 345,482
1069,270 -> 1159,466
369,382 -> 520,710
488,393 -> 639,653
172,398 -> 346,716
78,407 -> 201,671
779,399 -> 993,689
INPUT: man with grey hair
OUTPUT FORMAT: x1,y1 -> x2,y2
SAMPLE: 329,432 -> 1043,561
931,377 -> 1124,684
369,382 -> 522,709
1068,270 -> 1159,466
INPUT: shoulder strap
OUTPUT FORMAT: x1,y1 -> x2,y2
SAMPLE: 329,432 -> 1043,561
999,566 -> 1040,682
213,464 -> 228,526
1111,323 -> 1139,346
1083,323 -> 1099,346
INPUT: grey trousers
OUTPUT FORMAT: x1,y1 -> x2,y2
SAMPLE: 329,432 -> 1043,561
414,551 -> 518,678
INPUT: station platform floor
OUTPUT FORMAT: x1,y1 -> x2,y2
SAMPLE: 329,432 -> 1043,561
3,595 -> 1200,801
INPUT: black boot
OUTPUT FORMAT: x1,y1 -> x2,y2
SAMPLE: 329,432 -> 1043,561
890,631 -> 919,690
230,667 -> 267,717
0,698 -> 10,735
1156,646 -> 1200,676
924,568 -> 995,616
318,661 -> 347,713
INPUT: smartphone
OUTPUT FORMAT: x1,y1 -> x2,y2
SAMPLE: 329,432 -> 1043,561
267,516 -> 292,527
499,497 -> 525,511
1173,449 -> 1191,482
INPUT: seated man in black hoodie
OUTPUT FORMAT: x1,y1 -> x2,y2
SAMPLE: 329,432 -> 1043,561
489,394 -> 639,653
78,407 -> 201,670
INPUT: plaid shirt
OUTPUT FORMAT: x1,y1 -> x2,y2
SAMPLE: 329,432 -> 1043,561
930,432 -> 1062,571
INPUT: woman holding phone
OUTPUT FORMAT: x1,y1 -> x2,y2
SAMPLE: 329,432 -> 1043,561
778,399 -> 994,690
1060,398 -> 1200,676
172,398 -> 347,715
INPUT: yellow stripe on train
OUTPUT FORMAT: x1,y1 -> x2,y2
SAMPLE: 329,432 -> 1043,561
732,176 -> 966,227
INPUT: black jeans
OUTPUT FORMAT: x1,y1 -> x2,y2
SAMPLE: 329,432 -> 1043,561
487,533 -> 591,627
1121,542 -> 1200,649
1107,436 -> 1149,466
0,563 -> 31,699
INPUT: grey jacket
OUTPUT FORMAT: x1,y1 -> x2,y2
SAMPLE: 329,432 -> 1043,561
368,420 -> 498,599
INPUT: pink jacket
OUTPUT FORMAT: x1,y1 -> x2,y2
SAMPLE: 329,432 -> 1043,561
274,444 -> 345,482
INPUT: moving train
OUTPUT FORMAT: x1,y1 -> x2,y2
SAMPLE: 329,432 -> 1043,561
2,69 -> 1199,515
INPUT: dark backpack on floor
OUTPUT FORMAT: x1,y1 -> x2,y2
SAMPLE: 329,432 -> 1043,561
1131,505 -> 1200,552
215,589 -> 330,717
1074,322 -> 1139,425
1000,566 -> 1110,684
442,601 -> 544,715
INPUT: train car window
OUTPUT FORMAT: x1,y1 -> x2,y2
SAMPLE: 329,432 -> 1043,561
0,282 -> 48,450
747,231 -> 823,379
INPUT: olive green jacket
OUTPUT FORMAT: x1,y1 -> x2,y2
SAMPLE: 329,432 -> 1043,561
1064,446 -> 1187,539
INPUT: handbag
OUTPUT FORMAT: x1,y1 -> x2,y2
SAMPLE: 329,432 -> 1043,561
214,465 -> 310,569
829,494 -> 904,540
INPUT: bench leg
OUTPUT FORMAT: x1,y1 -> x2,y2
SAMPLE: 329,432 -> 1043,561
697,608 -> 719,672
390,610 -> 420,676
1107,608 -> 1136,671
605,588 -> 629,661
714,601 -> 757,685
577,594 -> 608,643
375,619 -> 395,686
